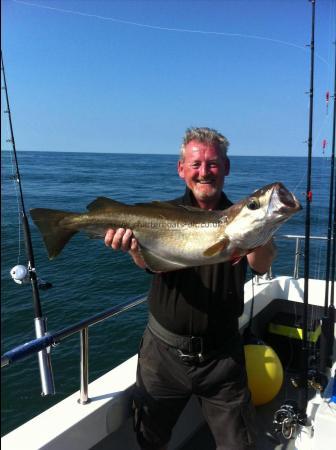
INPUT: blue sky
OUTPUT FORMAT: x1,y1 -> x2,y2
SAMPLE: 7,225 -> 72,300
1,0 -> 335,156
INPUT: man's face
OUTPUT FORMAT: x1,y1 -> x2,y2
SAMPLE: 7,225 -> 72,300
178,140 -> 229,206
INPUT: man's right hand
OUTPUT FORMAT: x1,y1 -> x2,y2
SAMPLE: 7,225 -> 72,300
104,228 -> 146,269
104,228 -> 137,252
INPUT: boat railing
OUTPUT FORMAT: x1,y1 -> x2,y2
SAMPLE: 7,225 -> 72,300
1,294 -> 147,404
274,234 -> 329,280
1,233 -> 330,404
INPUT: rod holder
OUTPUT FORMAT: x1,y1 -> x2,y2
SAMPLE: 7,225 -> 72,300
34,317 -> 55,396
78,327 -> 90,404
294,238 -> 301,279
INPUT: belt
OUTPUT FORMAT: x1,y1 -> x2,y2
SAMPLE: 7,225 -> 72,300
148,313 -> 216,363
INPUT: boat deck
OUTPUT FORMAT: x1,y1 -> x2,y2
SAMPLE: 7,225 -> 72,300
3,278 -> 333,450
181,372 -> 298,450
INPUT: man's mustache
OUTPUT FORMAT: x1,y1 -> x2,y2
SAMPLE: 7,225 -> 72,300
196,178 -> 215,183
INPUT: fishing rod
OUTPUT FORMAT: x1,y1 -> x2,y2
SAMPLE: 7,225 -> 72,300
273,2 -> 318,438
320,40 -> 336,374
297,0 -> 317,417
273,3 -> 322,440
1,51 -> 55,395
330,150 -> 336,333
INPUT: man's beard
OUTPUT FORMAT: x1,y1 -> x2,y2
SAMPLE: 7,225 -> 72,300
193,179 -> 219,200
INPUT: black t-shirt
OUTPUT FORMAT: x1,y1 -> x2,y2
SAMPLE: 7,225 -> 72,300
148,187 -> 248,342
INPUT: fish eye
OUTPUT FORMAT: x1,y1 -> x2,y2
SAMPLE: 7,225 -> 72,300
247,198 -> 260,210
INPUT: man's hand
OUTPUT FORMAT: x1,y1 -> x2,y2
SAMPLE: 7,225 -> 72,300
105,228 -> 137,252
104,228 -> 146,269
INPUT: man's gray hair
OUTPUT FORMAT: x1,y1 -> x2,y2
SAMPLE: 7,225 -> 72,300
180,127 -> 230,161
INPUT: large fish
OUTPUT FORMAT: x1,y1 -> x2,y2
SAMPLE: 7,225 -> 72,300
30,182 -> 301,272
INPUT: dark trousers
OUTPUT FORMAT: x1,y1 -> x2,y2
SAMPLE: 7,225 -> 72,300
133,328 -> 257,450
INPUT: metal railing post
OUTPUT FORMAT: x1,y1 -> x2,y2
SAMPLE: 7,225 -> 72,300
294,237 -> 301,279
78,327 -> 90,404
34,317 -> 55,396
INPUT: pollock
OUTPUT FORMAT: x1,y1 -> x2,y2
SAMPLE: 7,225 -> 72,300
30,182 -> 301,272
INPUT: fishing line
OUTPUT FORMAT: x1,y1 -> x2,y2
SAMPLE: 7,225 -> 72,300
11,0 -> 329,64
1,51 -> 55,395
282,300 -> 298,401
292,116 -> 332,279
292,89 -> 332,196
296,0 -> 317,417
313,97 -> 334,280
243,271 -> 256,343
247,272 -> 255,334
310,0 -> 335,285
310,51 -> 334,279
8,149 -> 23,264
326,0 -> 336,89
1,79 -> 22,264
294,0 -> 335,199
292,121 -> 329,197
313,158 -> 330,280
320,38 -> 336,372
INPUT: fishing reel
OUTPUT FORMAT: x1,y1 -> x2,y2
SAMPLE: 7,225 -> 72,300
273,400 -> 306,440
291,369 -> 329,393
10,265 -> 52,290
10,265 -> 30,285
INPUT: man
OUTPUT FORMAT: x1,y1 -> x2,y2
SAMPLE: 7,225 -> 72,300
105,127 -> 276,449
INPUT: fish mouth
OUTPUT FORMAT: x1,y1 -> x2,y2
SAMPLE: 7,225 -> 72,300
269,183 -> 302,216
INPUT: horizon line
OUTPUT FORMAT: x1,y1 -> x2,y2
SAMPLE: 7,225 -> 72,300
1,149 -> 327,158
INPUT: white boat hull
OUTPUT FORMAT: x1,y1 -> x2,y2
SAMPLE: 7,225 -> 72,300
2,276 -> 335,449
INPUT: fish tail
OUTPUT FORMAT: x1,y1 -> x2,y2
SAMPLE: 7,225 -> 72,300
30,208 -> 78,259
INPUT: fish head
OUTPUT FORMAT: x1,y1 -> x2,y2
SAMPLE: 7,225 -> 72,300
255,182 -> 302,219
223,182 -> 302,250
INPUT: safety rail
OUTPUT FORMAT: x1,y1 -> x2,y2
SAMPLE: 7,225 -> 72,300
1,234 -> 330,403
1,294 -> 147,403
275,234 -> 329,279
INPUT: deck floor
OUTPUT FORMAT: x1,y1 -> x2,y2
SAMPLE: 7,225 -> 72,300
180,372 -> 300,450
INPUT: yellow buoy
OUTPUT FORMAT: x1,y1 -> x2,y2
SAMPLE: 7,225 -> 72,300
244,344 -> 284,406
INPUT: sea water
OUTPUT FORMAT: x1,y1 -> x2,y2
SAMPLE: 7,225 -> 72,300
1,151 -> 332,435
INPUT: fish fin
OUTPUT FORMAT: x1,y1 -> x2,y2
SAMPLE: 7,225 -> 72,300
30,208 -> 77,259
219,214 -> 229,224
230,247 -> 248,265
179,205 -> 224,221
231,256 -> 243,265
87,197 -> 125,211
230,248 -> 255,265
178,205 -> 209,213
139,247 -> 186,272
203,237 -> 230,257
134,201 -> 177,209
